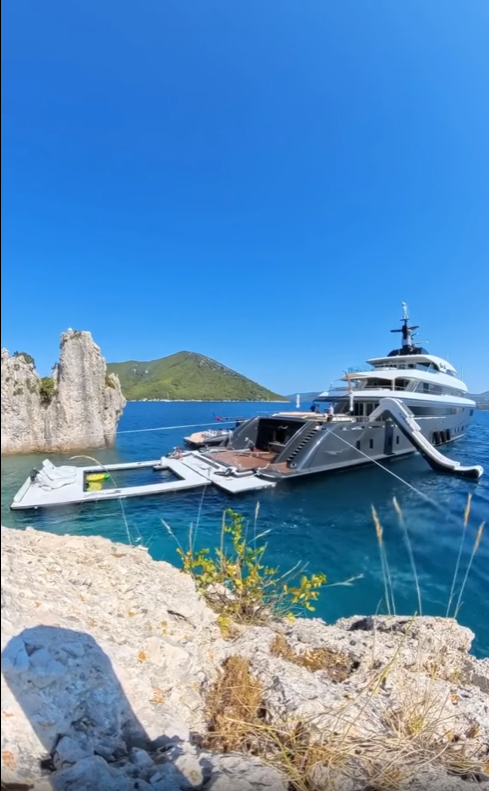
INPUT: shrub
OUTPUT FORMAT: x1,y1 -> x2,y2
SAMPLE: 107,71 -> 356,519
39,376 -> 56,406
176,508 -> 326,625
13,351 -> 35,367
105,374 -> 116,389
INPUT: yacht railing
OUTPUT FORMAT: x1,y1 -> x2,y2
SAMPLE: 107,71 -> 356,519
372,362 -> 438,373
328,384 -> 413,393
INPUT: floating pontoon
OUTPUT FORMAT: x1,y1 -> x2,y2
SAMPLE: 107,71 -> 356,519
10,454 -> 275,511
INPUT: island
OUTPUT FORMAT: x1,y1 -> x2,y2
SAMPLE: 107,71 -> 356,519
107,351 -> 287,402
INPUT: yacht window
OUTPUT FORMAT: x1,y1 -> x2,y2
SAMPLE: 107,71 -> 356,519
411,406 -> 464,417
356,440 -> 361,450
364,378 -> 392,390
369,438 -> 374,449
417,382 -> 464,397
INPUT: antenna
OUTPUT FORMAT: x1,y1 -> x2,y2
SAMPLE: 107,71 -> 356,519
390,302 -> 419,349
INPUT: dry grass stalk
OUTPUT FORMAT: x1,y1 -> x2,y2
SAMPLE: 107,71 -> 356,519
372,506 -> 396,615
446,493 -> 472,617
270,633 -> 354,681
203,636 -> 487,791
204,655 -> 264,753
392,496 -> 422,616
454,520 -> 485,619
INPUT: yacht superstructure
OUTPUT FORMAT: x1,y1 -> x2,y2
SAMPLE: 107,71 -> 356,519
193,304 -> 479,480
318,303 -> 474,446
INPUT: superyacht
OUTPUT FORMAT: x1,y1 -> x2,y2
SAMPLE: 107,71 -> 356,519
193,303 -> 481,482
11,305 -> 482,510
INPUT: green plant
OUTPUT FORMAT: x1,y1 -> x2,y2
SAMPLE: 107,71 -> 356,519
39,376 -> 56,406
13,351 -> 35,367
105,374 -> 116,389
177,508 -> 326,625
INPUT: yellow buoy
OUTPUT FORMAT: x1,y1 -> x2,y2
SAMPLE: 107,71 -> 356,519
86,481 -> 103,491
86,473 -> 109,483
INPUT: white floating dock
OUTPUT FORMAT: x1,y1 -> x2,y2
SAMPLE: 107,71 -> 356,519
168,452 -> 276,494
10,458 -> 209,510
11,454 -> 275,511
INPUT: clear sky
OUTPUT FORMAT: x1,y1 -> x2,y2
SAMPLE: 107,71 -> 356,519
2,0 -> 488,394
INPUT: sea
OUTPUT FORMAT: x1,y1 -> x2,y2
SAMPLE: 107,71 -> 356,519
2,401 -> 488,657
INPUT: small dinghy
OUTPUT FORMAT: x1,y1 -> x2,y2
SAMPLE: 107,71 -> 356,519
183,428 -> 231,449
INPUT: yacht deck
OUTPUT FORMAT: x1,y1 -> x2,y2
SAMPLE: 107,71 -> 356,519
203,449 -> 277,470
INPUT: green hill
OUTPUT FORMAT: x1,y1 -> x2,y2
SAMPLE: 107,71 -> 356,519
469,391 -> 489,410
107,351 -> 286,401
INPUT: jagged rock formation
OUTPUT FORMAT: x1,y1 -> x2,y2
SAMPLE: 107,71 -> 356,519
1,330 -> 126,454
1,526 -> 488,791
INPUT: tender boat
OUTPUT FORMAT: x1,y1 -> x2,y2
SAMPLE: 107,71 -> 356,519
184,428 -> 233,448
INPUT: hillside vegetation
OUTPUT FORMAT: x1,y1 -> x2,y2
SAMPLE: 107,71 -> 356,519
107,351 -> 286,401
468,391 -> 489,410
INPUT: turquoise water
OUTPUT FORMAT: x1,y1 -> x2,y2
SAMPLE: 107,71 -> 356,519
2,402 -> 488,656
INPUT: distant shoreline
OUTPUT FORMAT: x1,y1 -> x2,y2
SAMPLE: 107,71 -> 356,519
127,399 -> 291,403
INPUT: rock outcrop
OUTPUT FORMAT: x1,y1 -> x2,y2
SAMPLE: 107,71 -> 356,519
1,330 -> 126,454
1,526 -> 488,791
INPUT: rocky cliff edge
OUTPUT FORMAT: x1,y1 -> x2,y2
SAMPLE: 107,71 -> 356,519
1,330 -> 126,454
1,526 -> 488,791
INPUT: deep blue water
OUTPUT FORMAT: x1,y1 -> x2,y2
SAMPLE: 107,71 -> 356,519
2,402 -> 488,656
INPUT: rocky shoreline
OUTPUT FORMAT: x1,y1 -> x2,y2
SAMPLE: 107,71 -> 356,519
1,330 -> 125,455
1,526 -> 488,791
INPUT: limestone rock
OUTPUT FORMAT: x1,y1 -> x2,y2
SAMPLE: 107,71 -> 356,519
1,525 -> 488,791
203,753 -> 286,791
1,330 -> 125,454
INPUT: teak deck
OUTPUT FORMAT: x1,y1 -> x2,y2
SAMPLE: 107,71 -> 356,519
203,449 -> 277,470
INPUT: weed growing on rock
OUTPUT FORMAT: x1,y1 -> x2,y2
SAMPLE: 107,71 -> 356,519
270,632 -> 354,681
13,350 -> 35,366
175,508 -> 327,625
204,643 -> 487,791
204,655 -> 264,753
39,376 -> 56,406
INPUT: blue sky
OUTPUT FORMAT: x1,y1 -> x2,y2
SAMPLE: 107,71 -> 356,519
2,0 -> 488,394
